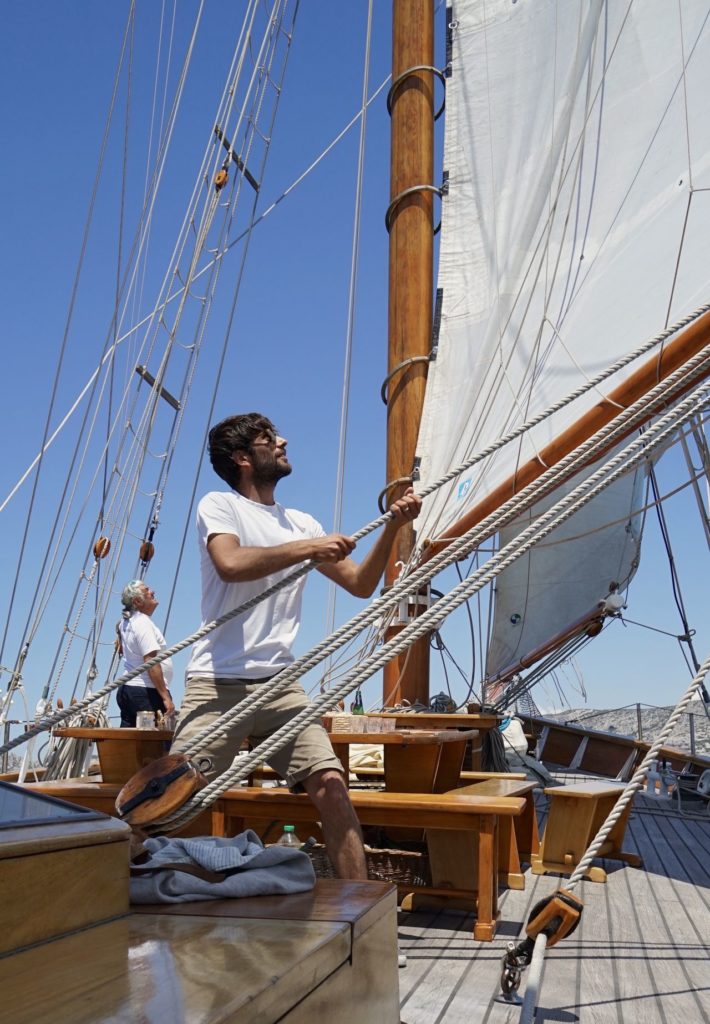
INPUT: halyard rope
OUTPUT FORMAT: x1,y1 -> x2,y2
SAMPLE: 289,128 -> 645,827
3,324 -> 710,764
157,373 -> 710,830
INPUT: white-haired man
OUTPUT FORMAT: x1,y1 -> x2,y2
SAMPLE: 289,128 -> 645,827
117,580 -> 175,727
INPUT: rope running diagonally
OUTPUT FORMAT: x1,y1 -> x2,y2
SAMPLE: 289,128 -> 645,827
136,337 -> 710,767
158,373 -> 710,829
3,321 -> 710,764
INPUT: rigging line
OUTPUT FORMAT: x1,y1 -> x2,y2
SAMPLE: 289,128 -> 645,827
163,0 -> 300,634
3,0 -> 210,671
561,4 -> 710,324
168,388 -> 710,824
564,651 -> 710,892
7,323 -> 710,750
131,0 -> 176,330
97,3 -> 136,660
0,1 -> 137,671
146,0 -> 292,574
166,364 -> 710,787
324,0 -> 375,679
4,355 -> 707,762
648,461 -> 702,675
618,615 -> 691,641
30,0 -> 268,659
663,190 -> 693,336
0,75 -> 393,523
677,0 -> 693,194
513,461 -> 707,550
423,306 -> 710,546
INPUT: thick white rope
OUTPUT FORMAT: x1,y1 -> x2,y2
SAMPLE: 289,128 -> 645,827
160,339 -> 710,762
159,374 -> 710,829
565,653 -> 710,890
4,329 -> 710,763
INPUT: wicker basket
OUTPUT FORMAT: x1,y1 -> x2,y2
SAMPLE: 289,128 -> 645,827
309,844 -> 431,888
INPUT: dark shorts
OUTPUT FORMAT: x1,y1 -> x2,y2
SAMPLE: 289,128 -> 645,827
116,684 -> 168,728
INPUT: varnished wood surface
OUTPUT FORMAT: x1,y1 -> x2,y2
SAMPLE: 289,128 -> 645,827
134,878 -> 396,942
543,779 -> 625,799
0,807 -> 130,857
367,712 -> 501,731
1,880 -> 399,1023
52,727 -> 173,784
329,727 -> 478,744
53,727 -> 175,741
217,785 -> 527,823
533,780 -> 638,880
1,914 -> 349,1023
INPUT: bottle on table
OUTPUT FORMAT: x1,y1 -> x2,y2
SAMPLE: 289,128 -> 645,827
351,688 -> 365,715
276,825 -> 301,847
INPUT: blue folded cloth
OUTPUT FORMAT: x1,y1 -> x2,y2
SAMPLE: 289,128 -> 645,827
130,829 -> 316,904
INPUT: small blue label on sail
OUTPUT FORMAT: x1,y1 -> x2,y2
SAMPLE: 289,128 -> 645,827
457,479 -> 471,500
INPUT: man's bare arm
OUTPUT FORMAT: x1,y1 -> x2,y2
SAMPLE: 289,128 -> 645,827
317,488 -> 422,598
207,532 -> 356,582
144,652 -> 175,715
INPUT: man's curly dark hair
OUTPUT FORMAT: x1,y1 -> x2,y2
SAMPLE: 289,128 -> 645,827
208,413 -> 276,488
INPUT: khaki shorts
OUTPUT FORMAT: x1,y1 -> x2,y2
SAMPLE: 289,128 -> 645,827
171,676 -> 344,791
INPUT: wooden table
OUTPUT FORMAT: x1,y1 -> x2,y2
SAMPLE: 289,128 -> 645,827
328,728 -> 479,795
365,713 -> 500,771
53,727 -> 174,784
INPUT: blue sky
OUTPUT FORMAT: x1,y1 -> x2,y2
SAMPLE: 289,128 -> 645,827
1,1 -> 708,741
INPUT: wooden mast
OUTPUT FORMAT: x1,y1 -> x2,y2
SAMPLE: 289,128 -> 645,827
383,0 -> 434,706
421,306 -> 710,561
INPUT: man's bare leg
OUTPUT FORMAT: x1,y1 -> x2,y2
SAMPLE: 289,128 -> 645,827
303,768 -> 368,879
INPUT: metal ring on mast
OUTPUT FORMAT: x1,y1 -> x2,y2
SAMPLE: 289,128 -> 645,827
385,183 -> 443,233
378,476 -> 415,514
380,355 -> 431,405
386,63 -> 447,120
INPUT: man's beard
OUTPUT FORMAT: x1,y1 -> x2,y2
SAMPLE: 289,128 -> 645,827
251,448 -> 292,485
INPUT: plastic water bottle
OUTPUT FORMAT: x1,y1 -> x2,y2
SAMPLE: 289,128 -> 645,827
277,825 -> 301,847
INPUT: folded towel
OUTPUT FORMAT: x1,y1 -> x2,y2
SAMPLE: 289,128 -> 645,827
130,829 -> 316,904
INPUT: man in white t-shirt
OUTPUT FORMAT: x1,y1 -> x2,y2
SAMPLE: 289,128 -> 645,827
117,581 -> 175,727
171,412 -> 421,879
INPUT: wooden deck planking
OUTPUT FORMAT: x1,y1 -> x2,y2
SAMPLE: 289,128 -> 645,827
395,797 -> 709,1023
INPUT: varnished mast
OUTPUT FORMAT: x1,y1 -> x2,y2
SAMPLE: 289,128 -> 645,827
383,0 -> 435,706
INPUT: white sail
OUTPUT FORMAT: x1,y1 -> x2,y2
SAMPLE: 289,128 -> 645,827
485,457 -> 645,683
416,0 -> 710,542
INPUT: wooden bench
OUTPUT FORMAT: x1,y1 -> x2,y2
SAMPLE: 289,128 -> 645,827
215,787 -> 526,941
423,778 -> 540,896
531,779 -> 642,882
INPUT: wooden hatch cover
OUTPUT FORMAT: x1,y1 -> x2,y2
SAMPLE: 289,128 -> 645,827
115,753 -> 208,827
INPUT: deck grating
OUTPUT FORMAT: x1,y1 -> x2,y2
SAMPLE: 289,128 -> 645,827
397,798 -> 710,1023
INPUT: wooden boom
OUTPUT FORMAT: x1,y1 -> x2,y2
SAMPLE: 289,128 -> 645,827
422,306 -> 710,558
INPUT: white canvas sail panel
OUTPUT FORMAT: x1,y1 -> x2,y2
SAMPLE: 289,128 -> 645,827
484,457 -> 646,683
416,0 -> 710,543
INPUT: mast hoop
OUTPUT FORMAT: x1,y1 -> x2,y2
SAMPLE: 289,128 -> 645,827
378,476 -> 415,514
385,183 -> 442,233
386,63 -> 446,120
380,355 -> 431,405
